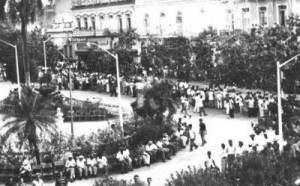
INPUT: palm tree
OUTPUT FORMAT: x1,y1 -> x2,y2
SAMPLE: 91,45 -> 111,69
0,0 -> 44,85
1,86 -> 58,164
131,80 -> 177,125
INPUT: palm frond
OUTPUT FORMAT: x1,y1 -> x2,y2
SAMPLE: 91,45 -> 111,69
0,118 -> 26,130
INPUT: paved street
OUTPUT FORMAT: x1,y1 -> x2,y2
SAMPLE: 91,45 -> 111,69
0,82 -> 277,186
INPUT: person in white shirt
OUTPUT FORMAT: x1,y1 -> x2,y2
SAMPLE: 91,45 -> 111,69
226,140 -> 236,170
20,157 -> 32,179
145,141 -> 158,162
205,151 -> 217,170
247,97 -> 255,118
32,173 -> 44,186
194,94 -> 200,113
220,143 -> 227,172
216,90 -> 223,109
65,156 -> 76,180
208,89 -> 214,108
123,146 -> 133,171
155,139 -> 169,161
199,95 -> 207,116
116,147 -> 130,173
87,155 -> 98,177
236,141 -> 246,156
97,152 -> 108,177
234,93 -> 240,113
189,124 -> 198,152
76,155 -> 88,179
258,96 -> 264,117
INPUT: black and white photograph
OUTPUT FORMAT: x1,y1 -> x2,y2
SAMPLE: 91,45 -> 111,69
0,0 -> 300,185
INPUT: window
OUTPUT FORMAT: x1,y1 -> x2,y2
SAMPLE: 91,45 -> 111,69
77,18 -> 81,28
279,5 -> 287,26
259,7 -> 267,26
176,12 -> 183,35
126,14 -> 131,29
118,15 -> 123,33
91,17 -> 96,30
99,15 -> 104,30
242,8 -> 250,30
84,17 -> 88,29
109,15 -> 113,30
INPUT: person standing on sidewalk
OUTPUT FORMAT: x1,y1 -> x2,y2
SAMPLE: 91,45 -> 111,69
199,95 -> 208,116
188,124 -> 198,152
199,119 -> 207,146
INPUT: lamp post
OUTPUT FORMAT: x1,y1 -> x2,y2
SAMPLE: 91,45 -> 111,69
86,42 -> 124,136
57,50 -> 74,138
277,53 -> 300,152
43,37 -> 53,70
0,39 -> 21,101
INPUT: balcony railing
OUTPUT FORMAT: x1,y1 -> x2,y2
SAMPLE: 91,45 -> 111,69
73,29 -> 96,37
72,0 -> 134,9
45,4 -> 56,13
72,28 -> 123,37
46,22 -> 73,33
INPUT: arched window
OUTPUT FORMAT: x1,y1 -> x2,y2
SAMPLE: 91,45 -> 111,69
118,14 -> 123,33
99,15 -> 104,30
91,17 -> 96,30
76,17 -> 81,28
84,17 -> 88,29
126,14 -> 131,29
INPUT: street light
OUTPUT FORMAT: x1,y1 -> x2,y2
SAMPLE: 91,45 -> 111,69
277,53 -> 300,152
56,50 -> 75,138
0,39 -> 21,100
86,42 -> 124,136
43,36 -> 53,70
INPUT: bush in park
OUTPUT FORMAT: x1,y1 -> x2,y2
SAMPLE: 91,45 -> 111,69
165,151 -> 297,186
165,166 -> 230,186
94,177 -> 133,186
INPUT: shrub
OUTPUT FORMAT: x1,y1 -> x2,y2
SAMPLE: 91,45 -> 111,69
165,151 -> 297,186
165,166 -> 230,186
134,118 -> 176,144
94,177 -> 133,186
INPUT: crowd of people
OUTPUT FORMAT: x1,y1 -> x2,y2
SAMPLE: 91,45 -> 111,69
38,64 -> 154,98
175,80 -> 278,119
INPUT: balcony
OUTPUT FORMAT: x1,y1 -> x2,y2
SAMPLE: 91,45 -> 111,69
46,22 -> 73,33
73,28 -> 96,37
45,4 -> 56,13
72,0 -> 134,9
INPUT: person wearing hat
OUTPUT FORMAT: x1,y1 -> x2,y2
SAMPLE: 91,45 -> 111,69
32,173 -> 44,186
65,156 -> 76,181
76,155 -> 88,179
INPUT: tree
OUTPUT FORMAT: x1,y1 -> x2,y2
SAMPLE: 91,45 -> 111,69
0,26 -> 59,83
131,80 -> 177,125
1,0 -> 44,85
1,86 -> 58,164
192,27 -> 220,81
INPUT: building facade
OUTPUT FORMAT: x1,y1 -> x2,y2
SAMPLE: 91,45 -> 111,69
44,0 -> 300,59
